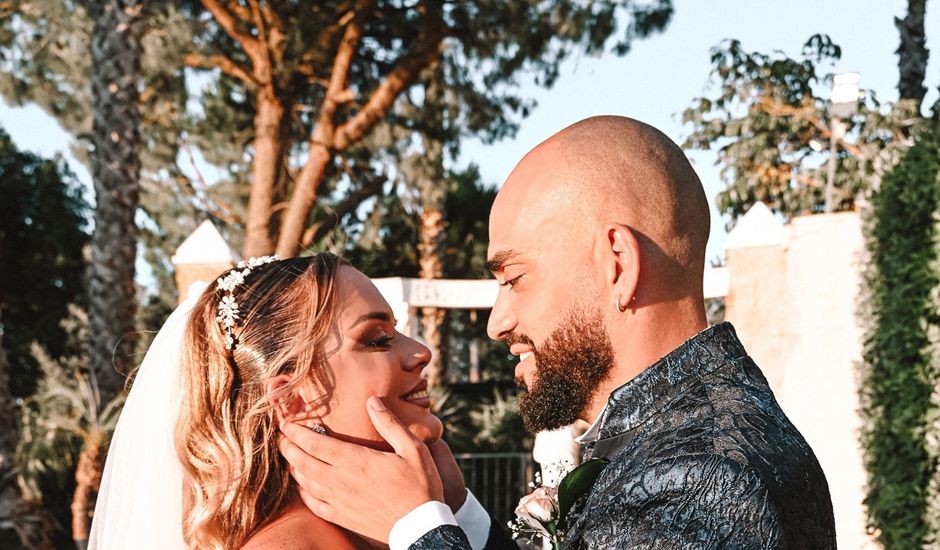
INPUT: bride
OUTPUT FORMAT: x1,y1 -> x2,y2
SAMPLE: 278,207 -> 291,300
88,253 -> 443,549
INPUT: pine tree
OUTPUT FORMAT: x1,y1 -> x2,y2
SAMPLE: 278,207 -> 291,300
180,0 -> 675,257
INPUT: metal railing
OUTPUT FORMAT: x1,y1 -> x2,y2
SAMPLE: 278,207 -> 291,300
454,452 -> 535,525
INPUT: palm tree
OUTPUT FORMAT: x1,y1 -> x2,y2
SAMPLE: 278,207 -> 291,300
415,69 -> 448,390
86,0 -> 144,403
19,307 -> 124,550
417,156 -> 447,389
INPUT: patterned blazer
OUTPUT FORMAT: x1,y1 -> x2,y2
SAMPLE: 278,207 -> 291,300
411,323 -> 836,549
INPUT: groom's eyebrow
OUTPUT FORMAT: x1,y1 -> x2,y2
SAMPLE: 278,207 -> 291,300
350,311 -> 393,328
486,249 -> 520,273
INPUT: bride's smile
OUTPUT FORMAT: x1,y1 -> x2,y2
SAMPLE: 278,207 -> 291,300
308,265 -> 443,448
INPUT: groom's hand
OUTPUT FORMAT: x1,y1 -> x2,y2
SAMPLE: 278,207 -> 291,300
278,396 -> 445,543
428,439 -> 468,513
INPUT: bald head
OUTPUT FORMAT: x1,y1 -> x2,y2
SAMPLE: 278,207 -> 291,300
486,116 -> 711,422
491,115 -> 710,298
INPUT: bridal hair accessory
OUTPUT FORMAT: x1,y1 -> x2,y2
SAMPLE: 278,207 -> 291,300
216,255 -> 279,350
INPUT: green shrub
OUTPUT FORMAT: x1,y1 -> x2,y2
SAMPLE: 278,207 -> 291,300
861,123 -> 940,548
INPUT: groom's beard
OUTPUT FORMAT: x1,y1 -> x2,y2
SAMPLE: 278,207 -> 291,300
512,308 -> 614,433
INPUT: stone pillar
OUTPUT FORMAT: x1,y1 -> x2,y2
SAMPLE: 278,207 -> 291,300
370,277 -> 419,339
170,220 -> 238,303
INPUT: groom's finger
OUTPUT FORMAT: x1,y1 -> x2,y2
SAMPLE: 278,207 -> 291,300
280,421 -> 382,468
296,484 -> 334,521
279,422 -> 322,456
278,431 -> 330,479
291,464 -> 330,497
279,422 -> 350,467
427,439 -> 467,512
366,396 -> 424,460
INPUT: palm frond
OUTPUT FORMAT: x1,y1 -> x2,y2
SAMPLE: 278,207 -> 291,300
16,306 -> 126,503
470,389 -> 530,452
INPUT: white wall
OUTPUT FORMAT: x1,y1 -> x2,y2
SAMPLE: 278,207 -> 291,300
727,211 -> 875,550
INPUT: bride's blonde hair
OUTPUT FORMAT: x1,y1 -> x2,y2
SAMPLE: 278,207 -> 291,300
175,253 -> 344,549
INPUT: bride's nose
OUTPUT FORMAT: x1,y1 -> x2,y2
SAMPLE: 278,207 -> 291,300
401,335 -> 432,371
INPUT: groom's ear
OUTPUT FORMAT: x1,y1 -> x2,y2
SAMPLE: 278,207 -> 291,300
604,223 -> 641,311
265,374 -> 308,422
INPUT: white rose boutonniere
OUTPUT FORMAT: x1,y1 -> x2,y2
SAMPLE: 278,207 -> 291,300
515,485 -> 559,537
509,459 -> 609,549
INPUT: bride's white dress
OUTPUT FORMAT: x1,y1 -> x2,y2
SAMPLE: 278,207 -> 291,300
88,283 -> 206,549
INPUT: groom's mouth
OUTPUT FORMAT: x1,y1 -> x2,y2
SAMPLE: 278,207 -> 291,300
513,348 -> 536,382
511,343 -> 535,364
400,380 -> 431,408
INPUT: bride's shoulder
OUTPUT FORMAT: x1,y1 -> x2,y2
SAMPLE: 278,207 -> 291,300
240,502 -> 361,550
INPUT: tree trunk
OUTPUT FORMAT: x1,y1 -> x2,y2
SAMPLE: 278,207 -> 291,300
419,205 -> 446,388
87,0 -> 143,402
274,4 -> 446,258
417,69 -> 447,389
244,90 -> 290,257
275,142 -> 332,257
70,434 -> 104,550
896,0 -> 928,109
468,310 -> 480,383
0,311 -> 56,550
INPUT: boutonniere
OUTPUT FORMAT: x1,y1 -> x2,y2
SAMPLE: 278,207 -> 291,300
509,458 -> 608,549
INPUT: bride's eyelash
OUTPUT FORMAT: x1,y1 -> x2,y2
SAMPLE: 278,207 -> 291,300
366,335 -> 394,348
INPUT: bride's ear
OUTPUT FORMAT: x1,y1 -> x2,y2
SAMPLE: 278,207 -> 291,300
265,374 -> 309,423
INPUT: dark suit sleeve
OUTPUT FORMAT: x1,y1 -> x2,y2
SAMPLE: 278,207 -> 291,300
483,516 -> 517,550
407,516 -> 517,550
409,524 -> 472,549
605,455 -> 783,549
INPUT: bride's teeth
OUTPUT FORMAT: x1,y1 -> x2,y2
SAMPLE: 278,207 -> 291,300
405,390 -> 428,401
520,352 -> 533,362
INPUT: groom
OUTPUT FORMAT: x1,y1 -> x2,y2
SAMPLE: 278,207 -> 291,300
279,116 -> 836,548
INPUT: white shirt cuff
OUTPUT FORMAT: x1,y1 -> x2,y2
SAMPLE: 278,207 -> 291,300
388,500 -> 457,550
454,489 -> 491,550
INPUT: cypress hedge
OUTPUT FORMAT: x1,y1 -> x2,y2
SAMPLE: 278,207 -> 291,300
861,123 -> 940,548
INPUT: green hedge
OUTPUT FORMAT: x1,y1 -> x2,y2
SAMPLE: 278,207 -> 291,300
861,123 -> 940,548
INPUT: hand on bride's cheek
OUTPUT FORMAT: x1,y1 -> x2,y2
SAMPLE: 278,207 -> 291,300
404,411 -> 444,444
314,266 -> 444,449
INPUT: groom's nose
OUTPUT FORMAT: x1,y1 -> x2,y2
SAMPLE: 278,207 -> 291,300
487,291 -> 517,342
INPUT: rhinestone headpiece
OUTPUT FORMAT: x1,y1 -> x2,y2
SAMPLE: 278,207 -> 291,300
216,255 -> 279,350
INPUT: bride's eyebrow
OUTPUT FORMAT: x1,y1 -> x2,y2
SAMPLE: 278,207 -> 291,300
349,311 -> 393,329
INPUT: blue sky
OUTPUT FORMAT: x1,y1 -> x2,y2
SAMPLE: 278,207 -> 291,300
2,0 -> 936,263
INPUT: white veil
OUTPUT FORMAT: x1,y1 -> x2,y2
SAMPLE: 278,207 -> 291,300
88,282 -> 207,550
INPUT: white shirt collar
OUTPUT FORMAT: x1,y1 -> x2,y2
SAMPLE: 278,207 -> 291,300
574,406 -> 606,445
